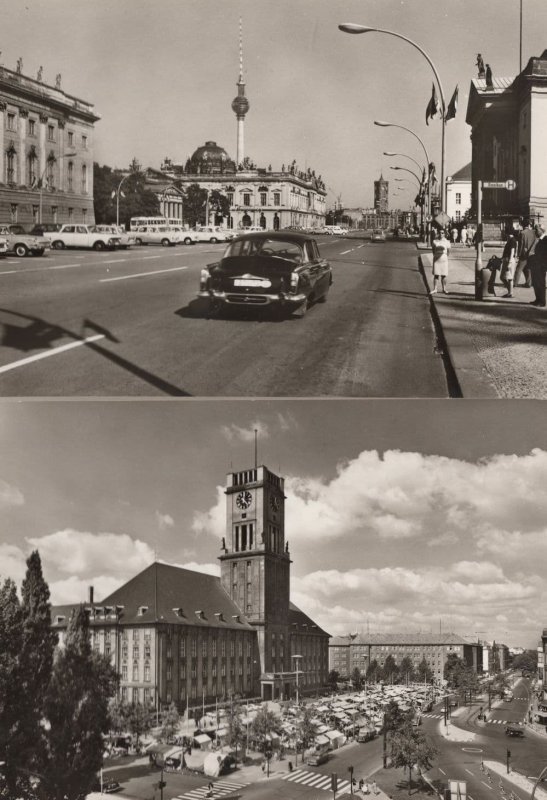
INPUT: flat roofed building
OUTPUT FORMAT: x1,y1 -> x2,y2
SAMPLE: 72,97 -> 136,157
0,62 -> 100,225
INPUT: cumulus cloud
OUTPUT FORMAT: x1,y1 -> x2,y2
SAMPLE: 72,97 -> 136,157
27,529 -> 154,578
49,574 -> 123,605
192,485 -> 225,538
0,542 -> 27,584
156,511 -> 174,530
0,479 -> 24,508
177,561 -> 220,577
221,420 -> 270,443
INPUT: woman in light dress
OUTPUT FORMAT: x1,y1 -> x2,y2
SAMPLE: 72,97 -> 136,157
500,232 -> 518,297
431,229 -> 451,294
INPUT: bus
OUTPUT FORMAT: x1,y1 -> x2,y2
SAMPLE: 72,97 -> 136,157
129,216 -> 181,231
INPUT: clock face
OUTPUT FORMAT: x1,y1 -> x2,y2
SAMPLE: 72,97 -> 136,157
236,490 -> 252,510
269,494 -> 280,512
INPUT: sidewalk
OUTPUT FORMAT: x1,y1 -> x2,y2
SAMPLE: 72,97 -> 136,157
417,245 -> 547,398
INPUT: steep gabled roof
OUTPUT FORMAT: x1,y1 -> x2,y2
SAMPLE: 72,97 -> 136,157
449,162 -> 472,182
336,632 -> 474,646
289,602 -> 330,638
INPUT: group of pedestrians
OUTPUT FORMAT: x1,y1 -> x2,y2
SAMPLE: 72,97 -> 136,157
429,220 -> 547,306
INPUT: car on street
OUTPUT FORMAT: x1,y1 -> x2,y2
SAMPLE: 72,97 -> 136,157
198,230 -> 332,318
505,726 -> 524,737
44,224 -> 122,251
94,225 -> 136,249
133,225 -> 181,246
0,236 -> 8,258
192,225 -> 234,243
0,224 -> 50,257
92,779 -> 121,793
28,223 -> 62,237
307,751 -> 329,766
371,228 -> 386,242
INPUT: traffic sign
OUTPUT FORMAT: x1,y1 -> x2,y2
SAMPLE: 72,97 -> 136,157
425,214 -> 433,222
483,180 -> 517,190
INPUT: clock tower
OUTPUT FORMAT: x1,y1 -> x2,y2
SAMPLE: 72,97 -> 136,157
220,465 -> 290,681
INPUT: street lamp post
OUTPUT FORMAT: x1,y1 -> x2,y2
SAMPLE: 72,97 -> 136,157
293,654 -> 302,706
114,172 -> 132,228
341,23 -> 447,212
38,151 -> 77,224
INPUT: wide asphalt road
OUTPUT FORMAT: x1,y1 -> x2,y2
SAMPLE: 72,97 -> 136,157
0,236 -> 450,396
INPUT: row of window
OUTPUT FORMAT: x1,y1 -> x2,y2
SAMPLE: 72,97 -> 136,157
7,204 -> 88,224
5,112 -> 88,148
4,151 -> 88,192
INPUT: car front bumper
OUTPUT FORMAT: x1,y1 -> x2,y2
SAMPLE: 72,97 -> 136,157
198,289 -> 307,307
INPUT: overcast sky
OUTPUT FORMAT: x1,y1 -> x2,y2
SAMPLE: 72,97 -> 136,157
3,0 -> 547,209
1,399 -> 546,649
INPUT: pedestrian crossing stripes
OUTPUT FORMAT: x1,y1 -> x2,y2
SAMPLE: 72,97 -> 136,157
175,778 -> 249,800
282,768 -> 352,793
485,718 -> 524,725
422,713 -> 443,719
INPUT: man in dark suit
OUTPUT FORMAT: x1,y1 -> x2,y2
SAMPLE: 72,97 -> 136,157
530,222 -> 547,307
515,219 -> 535,287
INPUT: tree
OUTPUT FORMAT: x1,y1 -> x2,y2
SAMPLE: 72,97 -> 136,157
399,657 -> 415,685
512,650 -> 537,674
226,702 -> 245,759
250,707 -> 281,753
184,184 -> 208,227
39,604 -> 118,800
0,578 -> 24,795
160,702 -> 180,744
390,726 -> 437,794
366,659 -> 380,683
209,190 -> 230,225
125,702 -> 152,751
327,670 -> 340,690
93,161 -> 160,226
108,698 -> 131,737
415,658 -> 433,684
382,655 -> 399,684
297,706 -> 318,752
491,672 -> 511,699
443,654 -> 467,689
351,667 -> 362,690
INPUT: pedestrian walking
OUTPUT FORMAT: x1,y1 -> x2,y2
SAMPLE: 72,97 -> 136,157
451,226 -> 458,243
372,780 -> 379,795
430,229 -> 451,294
500,233 -> 518,297
530,222 -> 547,307
515,219 -> 536,287
460,227 -> 468,246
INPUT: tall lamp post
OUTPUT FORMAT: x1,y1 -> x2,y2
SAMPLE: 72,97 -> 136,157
342,23 -> 447,211
38,151 -> 77,224
375,121 -> 431,225
391,167 -> 425,233
293,654 -> 302,706
114,172 -> 132,228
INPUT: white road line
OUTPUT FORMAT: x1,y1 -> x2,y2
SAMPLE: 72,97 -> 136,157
49,263 -> 82,270
481,782 -> 493,790
357,244 -> 366,248
142,255 -> 162,260
101,258 -> 128,264
340,249 -> 353,255
0,334 -> 105,375
439,769 -> 447,776
465,769 -> 475,776
99,266 -> 188,283
0,270 -> 18,275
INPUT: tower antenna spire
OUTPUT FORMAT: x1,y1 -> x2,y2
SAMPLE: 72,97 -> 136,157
254,427 -> 258,469
239,16 -> 244,82
231,16 -> 250,166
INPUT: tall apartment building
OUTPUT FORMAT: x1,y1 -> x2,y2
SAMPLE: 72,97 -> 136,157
0,62 -> 99,225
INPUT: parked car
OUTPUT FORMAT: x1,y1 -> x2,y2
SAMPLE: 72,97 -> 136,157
28,223 -> 62,236
133,225 -> 181,246
307,751 -> 329,766
371,228 -> 386,242
92,779 -> 121,793
357,728 -> 376,742
94,225 -> 136,249
198,231 -> 332,318
192,226 -> 235,243
164,756 -> 181,770
505,726 -> 524,737
0,236 -> 8,258
44,224 -> 121,251
0,224 -> 50,257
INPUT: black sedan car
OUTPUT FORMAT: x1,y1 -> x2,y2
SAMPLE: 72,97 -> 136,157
198,231 -> 332,317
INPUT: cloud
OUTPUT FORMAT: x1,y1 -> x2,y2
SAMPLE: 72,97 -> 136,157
221,420 -> 270,443
176,561 -> 220,577
49,575 -> 123,605
27,529 -> 154,578
156,511 -> 174,530
192,485 -> 225,538
0,479 -> 24,508
0,542 -> 27,584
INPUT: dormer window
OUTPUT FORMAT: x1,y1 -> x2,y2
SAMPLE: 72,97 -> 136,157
55,615 -> 65,624
214,612 -> 225,623
138,605 -> 149,616
172,607 -> 185,618
195,610 -> 206,620
232,614 -> 241,623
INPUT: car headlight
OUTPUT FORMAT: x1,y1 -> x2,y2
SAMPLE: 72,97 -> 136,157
290,271 -> 299,292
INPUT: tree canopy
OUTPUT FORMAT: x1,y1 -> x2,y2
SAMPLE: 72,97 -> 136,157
93,162 -> 160,226
390,725 -> 438,794
250,707 -> 282,752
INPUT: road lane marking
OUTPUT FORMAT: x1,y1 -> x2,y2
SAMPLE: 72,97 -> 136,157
439,769 -> 446,776
0,335 -> 105,375
142,255 -> 162,259
465,769 -> 475,776
481,782 -> 493,790
99,266 -> 188,282
0,263 -> 81,275
0,270 -> 18,275
49,264 -> 82,270
340,249 -> 353,255
101,258 -> 128,264
357,244 -> 366,248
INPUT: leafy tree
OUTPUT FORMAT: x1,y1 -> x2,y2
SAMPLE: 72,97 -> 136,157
327,670 -> 340,690
209,190 -> 230,225
160,702 -> 180,744
443,654 -> 467,688
184,184 -> 208,227
399,657 -> 415,685
366,659 -> 380,683
415,658 -> 433,684
491,672 -> 511,699
384,700 -> 414,736
125,702 -> 152,750
512,650 -> 537,674
297,706 -> 318,752
390,726 -> 437,794
225,702 -> 245,759
459,669 -> 480,705
0,579 -> 24,794
93,161 -> 160,226
108,698 -> 131,737
382,655 -> 399,684
39,604 -> 118,800
250,707 -> 281,752
351,667 -> 362,690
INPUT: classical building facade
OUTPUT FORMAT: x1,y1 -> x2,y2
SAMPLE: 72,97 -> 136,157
446,163 -> 472,222
466,49 -> 547,227
329,633 -> 482,682
0,62 -> 99,225
52,464 -> 329,710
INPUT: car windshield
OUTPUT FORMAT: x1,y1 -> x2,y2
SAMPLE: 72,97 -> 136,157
9,225 -> 26,234
224,238 -> 303,264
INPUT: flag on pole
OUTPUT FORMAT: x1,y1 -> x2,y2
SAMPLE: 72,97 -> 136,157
425,83 -> 440,125
111,190 -> 116,198
445,85 -> 459,121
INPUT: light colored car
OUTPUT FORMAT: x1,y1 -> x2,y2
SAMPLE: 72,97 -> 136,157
94,225 -> 136,249
371,228 -> 386,242
0,224 -> 50,257
307,751 -> 329,766
0,236 -> 8,258
45,224 -> 121,251
133,225 -> 180,246
192,226 -> 234,243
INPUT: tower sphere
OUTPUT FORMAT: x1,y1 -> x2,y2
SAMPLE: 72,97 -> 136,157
232,94 -> 250,117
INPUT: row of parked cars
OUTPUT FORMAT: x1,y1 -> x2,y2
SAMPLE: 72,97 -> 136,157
0,223 -> 238,258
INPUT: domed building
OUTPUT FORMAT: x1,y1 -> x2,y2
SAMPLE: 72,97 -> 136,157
187,141 -> 236,175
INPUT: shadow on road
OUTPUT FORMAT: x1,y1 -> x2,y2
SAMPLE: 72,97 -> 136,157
175,298 -> 302,324
0,308 -> 190,395
437,299 -> 546,345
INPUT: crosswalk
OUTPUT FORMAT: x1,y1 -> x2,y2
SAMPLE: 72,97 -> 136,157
282,768 -> 352,793
175,778 -> 249,800
485,718 -> 524,725
422,713 -> 443,719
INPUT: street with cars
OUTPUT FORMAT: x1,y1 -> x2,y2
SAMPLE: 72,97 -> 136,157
0,232 -> 451,396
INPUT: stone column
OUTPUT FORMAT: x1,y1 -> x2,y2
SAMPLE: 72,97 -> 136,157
57,120 -> 66,190
0,102 -> 5,182
19,108 -> 28,185
39,113 -> 48,181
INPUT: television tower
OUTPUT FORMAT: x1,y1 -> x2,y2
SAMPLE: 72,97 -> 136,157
231,18 -> 250,166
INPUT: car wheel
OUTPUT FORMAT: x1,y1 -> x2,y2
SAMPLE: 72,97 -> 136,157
93,241 -> 105,251
31,248 -> 45,257
317,288 -> 329,303
14,243 -> 29,257
161,238 -> 171,247
183,237 -> 193,245
210,237 -> 218,244
52,240 -> 65,250
294,298 -> 308,318
135,238 -> 143,246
